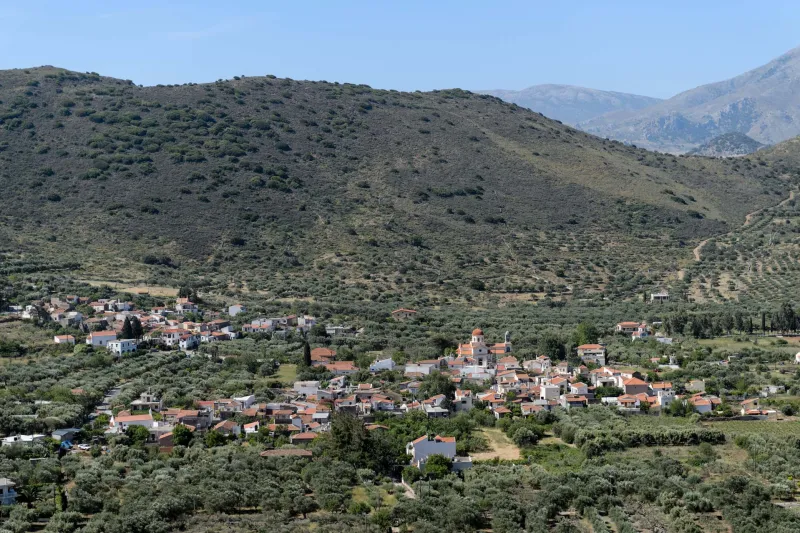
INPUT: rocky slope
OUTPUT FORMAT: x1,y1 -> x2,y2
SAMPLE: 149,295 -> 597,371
687,132 -> 765,157
579,46 -> 800,153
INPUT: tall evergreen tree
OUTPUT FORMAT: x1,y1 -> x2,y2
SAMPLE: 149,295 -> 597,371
121,317 -> 134,339
130,316 -> 143,341
303,341 -> 312,367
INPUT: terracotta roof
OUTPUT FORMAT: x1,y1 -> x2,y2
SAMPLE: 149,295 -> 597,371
89,331 -> 117,337
267,424 -> 301,432
311,347 -> 336,358
115,414 -> 153,423
411,434 -> 456,445
325,361 -> 357,371
291,432 -> 318,441
623,377 -> 648,386
577,344 -> 604,350
471,328 -> 483,336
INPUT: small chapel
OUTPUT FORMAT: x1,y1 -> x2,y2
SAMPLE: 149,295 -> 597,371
457,328 -> 512,367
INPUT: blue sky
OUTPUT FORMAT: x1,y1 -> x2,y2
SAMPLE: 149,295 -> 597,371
2,1 -> 799,98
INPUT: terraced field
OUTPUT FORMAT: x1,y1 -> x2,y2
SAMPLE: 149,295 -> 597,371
684,189 -> 800,304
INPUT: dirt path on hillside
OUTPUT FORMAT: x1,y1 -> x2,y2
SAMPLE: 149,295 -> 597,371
692,189 -> 795,262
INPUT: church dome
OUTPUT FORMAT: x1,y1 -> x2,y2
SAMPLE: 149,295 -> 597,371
472,328 -> 483,336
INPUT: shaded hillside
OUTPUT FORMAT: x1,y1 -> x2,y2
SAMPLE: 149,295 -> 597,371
687,132 -> 764,157
478,84 -> 661,125
579,46 -> 800,153
0,67 -> 796,304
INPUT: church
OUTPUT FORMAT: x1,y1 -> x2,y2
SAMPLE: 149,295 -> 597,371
457,328 -> 512,367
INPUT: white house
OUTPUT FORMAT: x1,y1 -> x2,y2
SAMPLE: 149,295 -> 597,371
179,334 -> 200,351
576,344 -> 606,366
540,384 -> 560,401
405,362 -> 438,376
406,434 -> 456,469
175,299 -> 198,314
369,357 -> 396,373
109,414 -> 154,432
293,381 -> 321,397
243,421 -> 260,435
569,382 -> 589,395
616,321 -> 641,334
228,304 -> 247,317
54,335 -> 76,345
297,315 -> 317,330
523,355 -> 551,373
453,389 -> 473,412
161,329 -> 184,347
108,339 -> 137,355
650,291 -> 669,303
234,395 -> 256,409
86,331 -> 117,347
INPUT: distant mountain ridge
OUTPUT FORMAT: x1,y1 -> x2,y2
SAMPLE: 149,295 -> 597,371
688,132 -> 765,157
578,46 -> 800,152
477,84 -> 662,125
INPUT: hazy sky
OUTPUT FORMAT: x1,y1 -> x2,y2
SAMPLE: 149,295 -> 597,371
2,1 -> 799,98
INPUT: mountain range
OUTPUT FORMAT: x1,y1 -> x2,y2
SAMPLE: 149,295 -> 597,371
0,66 -> 796,305
476,85 -> 662,125
488,46 -> 800,154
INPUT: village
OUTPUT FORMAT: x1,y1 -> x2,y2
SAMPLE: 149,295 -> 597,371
1,292 -> 793,487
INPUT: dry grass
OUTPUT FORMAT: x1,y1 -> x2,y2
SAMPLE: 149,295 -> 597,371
78,280 -> 179,297
471,427 -> 521,460
275,364 -> 298,384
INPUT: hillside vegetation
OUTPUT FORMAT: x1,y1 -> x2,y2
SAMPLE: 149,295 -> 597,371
0,66 -> 797,305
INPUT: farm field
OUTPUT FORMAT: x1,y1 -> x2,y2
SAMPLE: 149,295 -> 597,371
78,280 -> 179,297
698,336 -> 799,355
275,363 -> 298,385
701,420 -> 800,436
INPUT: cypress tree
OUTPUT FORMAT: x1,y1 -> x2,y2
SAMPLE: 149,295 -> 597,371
121,317 -> 134,339
131,316 -> 143,341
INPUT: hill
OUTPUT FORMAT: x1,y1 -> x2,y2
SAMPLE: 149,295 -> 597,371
687,132 -> 765,157
677,137 -> 800,304
0,66 -> 797,305
579,46 -> 800,153
477,84 -> 661,125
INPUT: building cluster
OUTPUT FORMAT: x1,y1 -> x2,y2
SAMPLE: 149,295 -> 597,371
17,294 -> 325,356
105,389 -> 332,449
